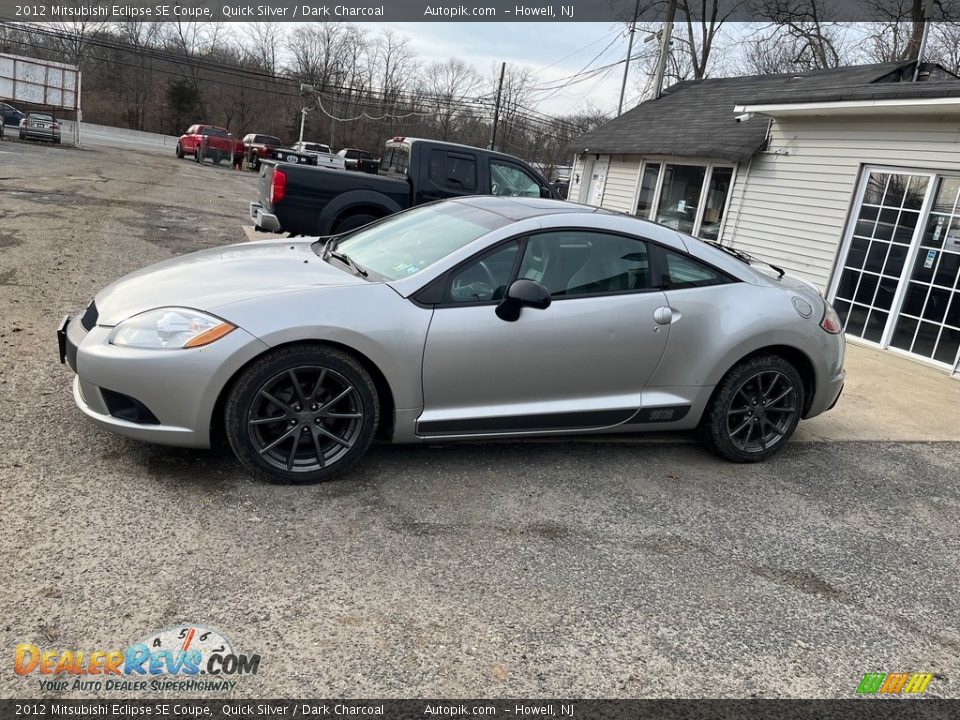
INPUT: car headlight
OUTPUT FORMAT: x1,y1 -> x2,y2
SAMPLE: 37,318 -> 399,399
108,308 -> 235,349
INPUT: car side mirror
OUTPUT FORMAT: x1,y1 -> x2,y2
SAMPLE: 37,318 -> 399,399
540,186 -> 553,199
495,279 -> 551,322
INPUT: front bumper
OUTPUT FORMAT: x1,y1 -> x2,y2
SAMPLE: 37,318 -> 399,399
58,314 -> 268,448
249,201 -> 282,233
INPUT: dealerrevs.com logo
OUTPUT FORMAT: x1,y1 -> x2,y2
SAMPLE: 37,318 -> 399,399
14,624 -> 261,693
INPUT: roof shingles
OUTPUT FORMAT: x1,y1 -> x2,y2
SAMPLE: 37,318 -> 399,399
570,61 -> 960,163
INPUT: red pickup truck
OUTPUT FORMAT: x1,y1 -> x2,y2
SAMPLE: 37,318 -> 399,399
176,124 -> 244,168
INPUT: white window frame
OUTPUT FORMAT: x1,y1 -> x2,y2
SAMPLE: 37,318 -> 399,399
631,157 -> 735,240
825,164 -> 960,371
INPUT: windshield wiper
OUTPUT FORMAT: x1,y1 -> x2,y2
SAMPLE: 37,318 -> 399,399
328,249 -> 368,277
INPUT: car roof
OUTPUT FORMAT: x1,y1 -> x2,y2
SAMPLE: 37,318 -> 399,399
447,195 -> 614,221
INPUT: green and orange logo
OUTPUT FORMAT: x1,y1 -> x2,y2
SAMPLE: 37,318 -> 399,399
857,672 -> 933,695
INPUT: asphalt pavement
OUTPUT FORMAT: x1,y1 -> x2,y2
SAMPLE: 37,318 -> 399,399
1,138 -> 958,699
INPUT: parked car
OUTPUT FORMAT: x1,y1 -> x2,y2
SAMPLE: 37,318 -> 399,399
57,197 -> 846,484
290,141 -> 346,171
250,136 -> 561,236
242,133 -> 282,170
1,101 -> 25,127
338,148 -> 379,174
19,112 -> 60,143
176,125 -> 244,168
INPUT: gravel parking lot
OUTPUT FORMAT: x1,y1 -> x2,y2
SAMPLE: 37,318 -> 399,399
1,138 -> 959,699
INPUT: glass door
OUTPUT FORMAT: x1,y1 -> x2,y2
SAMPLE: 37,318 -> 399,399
889,177 -> 960,366
832,171 -> 930,343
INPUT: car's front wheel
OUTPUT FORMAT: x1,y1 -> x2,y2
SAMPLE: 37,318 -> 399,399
176,143 -> 184,159
700,354 -> 803,462
225,345 -> 379,484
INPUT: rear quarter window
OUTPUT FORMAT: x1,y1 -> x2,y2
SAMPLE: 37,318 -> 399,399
662,249 -> 734,289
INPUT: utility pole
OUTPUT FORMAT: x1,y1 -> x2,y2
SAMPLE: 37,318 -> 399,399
489,61 -> 506,151
617,0 -> 641,115
652,0 -> 677,100
298,83 -> 313,145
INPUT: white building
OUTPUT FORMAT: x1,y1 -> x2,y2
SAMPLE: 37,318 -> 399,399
569,61 -> 960,376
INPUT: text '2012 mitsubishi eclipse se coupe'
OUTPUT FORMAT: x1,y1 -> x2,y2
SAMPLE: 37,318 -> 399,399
57,197 -> 845,484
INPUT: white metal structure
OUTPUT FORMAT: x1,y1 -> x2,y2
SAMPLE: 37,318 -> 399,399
0,52 -> 81,146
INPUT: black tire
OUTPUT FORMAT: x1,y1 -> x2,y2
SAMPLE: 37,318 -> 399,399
194,146 -> 202,163
334,213 -> 378,234
700,354 -> 804,463
176,143 -> 184,159
211,150 -> 222,165
19,132 -> 25,140
225,344 -> 380,484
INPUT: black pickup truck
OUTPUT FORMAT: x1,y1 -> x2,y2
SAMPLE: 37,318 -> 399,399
249,137 -> 562,236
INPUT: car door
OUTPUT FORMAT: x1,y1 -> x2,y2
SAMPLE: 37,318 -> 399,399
418,230 -> 671,436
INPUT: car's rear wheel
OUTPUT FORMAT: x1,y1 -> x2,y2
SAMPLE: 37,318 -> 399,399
334,213 -> 378,233
700,354 -> 803,462
225,345 -> 379,484
176,143 -> 184,159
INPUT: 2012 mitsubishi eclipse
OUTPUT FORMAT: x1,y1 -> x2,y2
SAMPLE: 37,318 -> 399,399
57,197 -> 845,484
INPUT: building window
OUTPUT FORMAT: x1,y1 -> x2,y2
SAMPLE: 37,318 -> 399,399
635,163 -> 660,217
700,167 -> 733,241
635,161 -> 733,240
655,164 -> 707,234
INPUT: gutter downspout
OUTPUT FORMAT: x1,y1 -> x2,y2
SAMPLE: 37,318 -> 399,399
912,0 -> 936,82
726,118 -> 771,247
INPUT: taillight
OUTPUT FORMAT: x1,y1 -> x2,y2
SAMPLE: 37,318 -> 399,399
270,168 -> 286,205
820,302 -> 843,334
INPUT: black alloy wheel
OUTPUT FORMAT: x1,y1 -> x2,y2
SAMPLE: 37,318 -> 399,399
226,345 -> 379,483
701,354 -> 803,462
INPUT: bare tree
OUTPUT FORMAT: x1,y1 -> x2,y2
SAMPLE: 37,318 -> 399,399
49,12 -> 110,66
929,21 -> 960,72
418,58 -> 482,140
752,0 -> 852,70
243,23 -> 283,74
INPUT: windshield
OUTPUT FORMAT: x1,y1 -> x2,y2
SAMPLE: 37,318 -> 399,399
203,127 -> 228,137
329,203 -> 510,281
258,135 -> 281,145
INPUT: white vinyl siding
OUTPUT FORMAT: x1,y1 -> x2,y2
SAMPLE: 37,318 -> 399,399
572,154 -> 639,210
721,115 -> 960,290
569,154 -> 585,202
599,155 -> 643,213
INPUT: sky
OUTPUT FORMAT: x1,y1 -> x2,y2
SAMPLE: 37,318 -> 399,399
381,22 -> 634,116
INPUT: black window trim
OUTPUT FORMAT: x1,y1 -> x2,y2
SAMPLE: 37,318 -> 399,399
413,227 -> 736,309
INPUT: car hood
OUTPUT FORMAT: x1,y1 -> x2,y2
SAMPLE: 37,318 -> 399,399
94,238 -> 367,326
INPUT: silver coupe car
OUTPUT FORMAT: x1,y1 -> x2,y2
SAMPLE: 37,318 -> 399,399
58,197 -> 845,483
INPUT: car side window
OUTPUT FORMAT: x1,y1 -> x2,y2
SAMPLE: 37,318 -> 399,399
430,150 -> 477,191
447,242 -> 520,304
490,161 -> 541,198
518,231 -> 653,298
661,250 -> 732,289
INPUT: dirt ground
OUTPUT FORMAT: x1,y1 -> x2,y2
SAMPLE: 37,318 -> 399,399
1,139 -> 959,700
